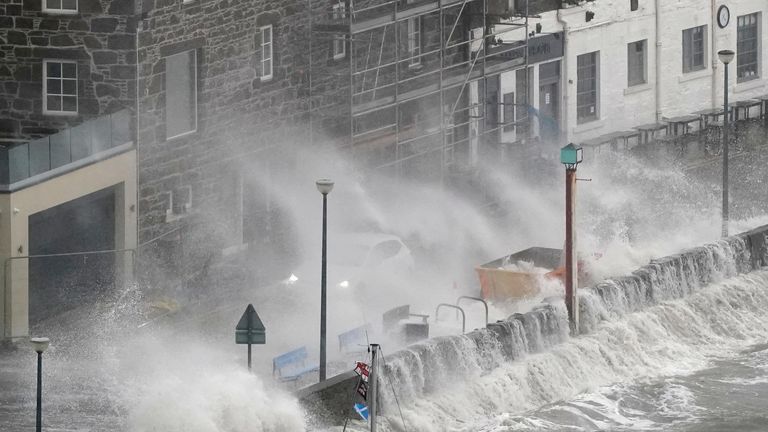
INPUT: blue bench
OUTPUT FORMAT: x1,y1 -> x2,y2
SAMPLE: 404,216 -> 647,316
272,346 -> 319,382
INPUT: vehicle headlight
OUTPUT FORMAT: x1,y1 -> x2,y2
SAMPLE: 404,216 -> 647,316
338,280 -> 350,288
286,273 -> 299,284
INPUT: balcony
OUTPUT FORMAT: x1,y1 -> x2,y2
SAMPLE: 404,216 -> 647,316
0,109 -> 134,190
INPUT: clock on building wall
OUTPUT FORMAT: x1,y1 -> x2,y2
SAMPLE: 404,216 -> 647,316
718,5 -> 730,28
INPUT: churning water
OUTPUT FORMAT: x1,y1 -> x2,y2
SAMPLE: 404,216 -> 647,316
329,236 -> 768,432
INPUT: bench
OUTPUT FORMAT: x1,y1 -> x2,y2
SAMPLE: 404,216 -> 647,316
382,305 -> 429,344
272,346 -> 319,382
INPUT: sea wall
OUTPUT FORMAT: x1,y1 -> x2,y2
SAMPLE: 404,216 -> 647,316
299,224 -> 768,427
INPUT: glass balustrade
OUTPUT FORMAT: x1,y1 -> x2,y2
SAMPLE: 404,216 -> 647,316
0,109 -> 133,185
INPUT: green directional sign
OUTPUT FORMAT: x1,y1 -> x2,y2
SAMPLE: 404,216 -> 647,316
235,304 -> 266,345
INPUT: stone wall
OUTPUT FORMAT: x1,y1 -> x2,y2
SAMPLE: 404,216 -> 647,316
135,0 -> 316,246
0,0 -> 137,140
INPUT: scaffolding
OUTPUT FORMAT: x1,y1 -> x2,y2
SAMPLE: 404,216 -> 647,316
312,0 -> 532,182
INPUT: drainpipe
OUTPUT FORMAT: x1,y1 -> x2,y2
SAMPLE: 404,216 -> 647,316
556,9 -> 569,143
655,0 -> 662,122
710,0 -> 718,109
135,1 -> 142,253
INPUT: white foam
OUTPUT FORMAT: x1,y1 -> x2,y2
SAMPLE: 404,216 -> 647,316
369,270 -> 768,432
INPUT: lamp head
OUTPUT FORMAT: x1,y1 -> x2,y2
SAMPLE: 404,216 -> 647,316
30,337 -> 50,354
718,49 -> 735,65
560,143 -> 583,168
316,179 -> 334,195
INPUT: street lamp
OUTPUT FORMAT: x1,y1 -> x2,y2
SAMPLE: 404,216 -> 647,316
560,143 -> 582,335
316,179 -> 334,382
30,337 -> 50,432
718,49 -> 734,238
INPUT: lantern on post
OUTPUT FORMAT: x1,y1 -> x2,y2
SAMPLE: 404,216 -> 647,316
560,143 -> 582,334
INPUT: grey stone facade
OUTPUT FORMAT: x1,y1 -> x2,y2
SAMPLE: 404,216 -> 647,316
0,0 -> 137,140
135,0 -> 316,250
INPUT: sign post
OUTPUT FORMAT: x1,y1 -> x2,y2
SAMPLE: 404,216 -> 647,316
235,304 -> 266,370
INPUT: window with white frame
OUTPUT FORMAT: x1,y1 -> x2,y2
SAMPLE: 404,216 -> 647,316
43,0 -> 77,13
165,50 -> 197,139
737,12 -> 760,82
682,25 -> 706,73
332,1 -> 346,59
408,17 -> 421,67
260,25 -> 273,81
44,60 -> 77,115
627,39 -> 647,86
577,51 -> 599,124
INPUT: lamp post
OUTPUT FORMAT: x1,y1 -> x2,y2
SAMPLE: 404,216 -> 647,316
560,143 -> 582,335
316,179 -> 334,382
30,337 -> 50,432
718,49 -> 735,238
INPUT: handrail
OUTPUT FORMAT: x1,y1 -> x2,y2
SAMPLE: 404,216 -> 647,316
435,303 -> 466,333
456,296 -> 488,325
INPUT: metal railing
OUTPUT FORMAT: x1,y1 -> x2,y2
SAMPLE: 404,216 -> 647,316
435,303 -> 466,333
456,296 -> 488,325
0,109 -> 133,185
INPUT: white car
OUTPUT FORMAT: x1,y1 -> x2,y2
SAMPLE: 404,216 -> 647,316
284,233 -> 414,292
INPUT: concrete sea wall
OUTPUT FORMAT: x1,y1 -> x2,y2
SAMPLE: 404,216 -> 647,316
299,224 -> 768,427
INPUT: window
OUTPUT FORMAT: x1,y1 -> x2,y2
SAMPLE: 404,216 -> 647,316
408,17 -> 421,67
43,0 -> 77,13
627,39 -> 647,86
503,92 -> 515,132
332,2 -> 346,59
682,25 -> 706,73
43,60 -> 77,115
260,25 -> 273,81
576,51 -> 599,124
737,13 -> 760,82
165,50 -> 197,139
630,0 -> 638,11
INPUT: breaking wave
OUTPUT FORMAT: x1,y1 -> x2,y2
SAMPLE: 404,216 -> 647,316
365,234 -> 768,431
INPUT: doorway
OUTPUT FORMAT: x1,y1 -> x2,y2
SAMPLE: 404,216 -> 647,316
28,187 -> 117,325
538,60 -> 561,144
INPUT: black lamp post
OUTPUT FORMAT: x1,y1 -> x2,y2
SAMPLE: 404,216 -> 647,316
718,49 -> 734,238
30,337 -> 50,432
316,179 -> 334,382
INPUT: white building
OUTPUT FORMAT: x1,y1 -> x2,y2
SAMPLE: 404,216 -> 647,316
501,0 -> 768,150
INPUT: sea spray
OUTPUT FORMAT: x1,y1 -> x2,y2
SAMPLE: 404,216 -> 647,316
123,339 -> 306,432
357,231 -> 768,431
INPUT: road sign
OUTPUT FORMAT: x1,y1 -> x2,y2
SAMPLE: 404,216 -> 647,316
235,304 -> 266,345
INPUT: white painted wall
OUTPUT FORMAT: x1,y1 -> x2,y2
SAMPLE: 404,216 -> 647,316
510,0 -> 768,144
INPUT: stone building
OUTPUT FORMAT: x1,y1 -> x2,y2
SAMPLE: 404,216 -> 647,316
0,0 -> 560,339
133,0 -> 556,292
0,0 -> 137,140
0,0 -> 138,339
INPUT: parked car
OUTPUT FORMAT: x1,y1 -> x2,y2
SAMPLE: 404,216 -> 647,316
284,233 -> 414,293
